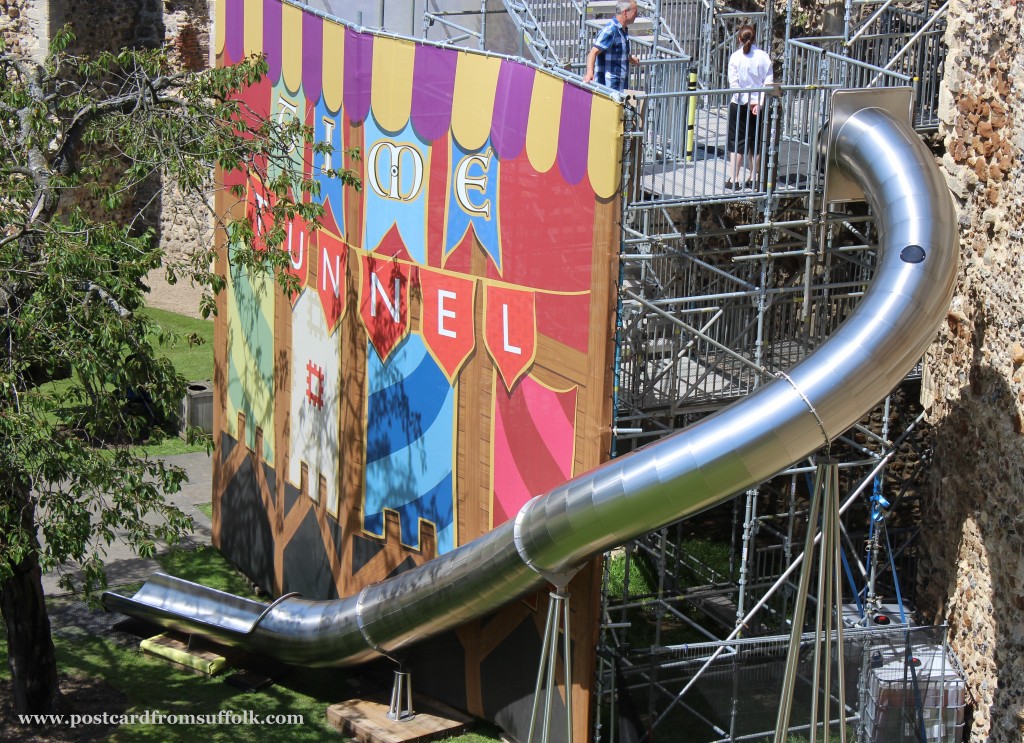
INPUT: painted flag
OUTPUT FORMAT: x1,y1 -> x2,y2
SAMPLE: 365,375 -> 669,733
283,211 -> 312,302
484,284 -> 536,391
317,230 -> 348,332
363,115 -> 429,264
444,141 -> 502,272
269,79 -> 308,187
313,98 -> 348,237
419,268 -> 476,382
359,253 -> 411,362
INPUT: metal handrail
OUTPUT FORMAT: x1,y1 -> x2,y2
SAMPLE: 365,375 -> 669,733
879,0 -> 949,72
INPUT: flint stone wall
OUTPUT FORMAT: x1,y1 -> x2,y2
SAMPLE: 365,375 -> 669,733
6,0 -> 213,316
919,0 -> 1024,740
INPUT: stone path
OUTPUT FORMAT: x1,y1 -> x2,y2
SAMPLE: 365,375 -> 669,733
42,451 -> 215,597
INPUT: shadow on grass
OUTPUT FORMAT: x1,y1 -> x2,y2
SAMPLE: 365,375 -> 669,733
154,546 -> 258,598
1,545 -> 505,742
54,631 -> 343,742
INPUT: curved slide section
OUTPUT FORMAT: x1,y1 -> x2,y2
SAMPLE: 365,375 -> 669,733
103,107 -> 958,668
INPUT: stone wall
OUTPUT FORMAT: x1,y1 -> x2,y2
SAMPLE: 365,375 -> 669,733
918,0 -> 1024,740
62,0 -> 214,316
6,0 -> 214,316
155,1 -> 216,316
0,0 -> 39,56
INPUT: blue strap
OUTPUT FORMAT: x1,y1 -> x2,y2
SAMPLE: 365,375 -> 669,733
883,522 -> 908,625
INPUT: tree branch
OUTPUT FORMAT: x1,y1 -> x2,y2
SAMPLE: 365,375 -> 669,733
80,282 -> 130,318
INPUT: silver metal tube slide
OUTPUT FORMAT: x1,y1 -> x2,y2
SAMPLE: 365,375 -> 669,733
102,106 -> 958,668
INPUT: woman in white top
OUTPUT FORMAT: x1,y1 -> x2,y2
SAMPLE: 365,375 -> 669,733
726,25 -> 773,189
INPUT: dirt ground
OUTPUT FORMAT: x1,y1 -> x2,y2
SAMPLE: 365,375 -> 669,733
0,676 -> 127,742
145,267 -> 206,319
0,597 -> 144,741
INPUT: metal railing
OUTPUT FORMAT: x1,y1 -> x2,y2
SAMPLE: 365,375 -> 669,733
616,265 -> 876,418
626,83 -> 825,209
786,37 -> 914,90
654,0 -> 713,61
701,10 -> 769,92
422,0 -> 488,48
635,57 -> 694,163
499,0 -> 692,72
505,0 -> 587,66
785,4 -> 948,130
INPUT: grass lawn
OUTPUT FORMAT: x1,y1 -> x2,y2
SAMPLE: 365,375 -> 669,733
140,307 -> 215,385
132,307 -> 215,457
31,306 -> 216,458
1,546 -> 504,742
2,308 -> 505,740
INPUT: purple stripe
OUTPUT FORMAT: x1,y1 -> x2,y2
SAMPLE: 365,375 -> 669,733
556,84 -> 592,185
490,62 -> 535,160
410,45 -> 457,142
302,11 -> 323,102
225,0 -> 244,63
263,0 -> 283,83
344,27 -> 373,123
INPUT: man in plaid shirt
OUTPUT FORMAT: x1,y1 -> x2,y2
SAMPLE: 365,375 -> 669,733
583,0 -> 640,92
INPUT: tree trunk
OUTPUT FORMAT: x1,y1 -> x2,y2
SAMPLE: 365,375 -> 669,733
0,480 -> 64,716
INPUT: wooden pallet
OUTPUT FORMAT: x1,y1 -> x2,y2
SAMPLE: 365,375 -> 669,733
327,693 -> 473,743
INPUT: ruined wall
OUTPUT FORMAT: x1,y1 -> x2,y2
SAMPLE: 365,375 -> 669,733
139,1 -> 214,317
0,0 -> 43,56
6,0 -> 213,316
918,0 -> 1024,740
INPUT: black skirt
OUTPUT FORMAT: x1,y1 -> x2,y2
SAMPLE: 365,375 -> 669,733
727,101 -> 760,155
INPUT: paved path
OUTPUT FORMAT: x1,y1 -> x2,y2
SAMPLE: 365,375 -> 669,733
42,451 -> 215,596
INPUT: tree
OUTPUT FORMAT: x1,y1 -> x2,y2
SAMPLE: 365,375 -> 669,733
0,29 -> 358,714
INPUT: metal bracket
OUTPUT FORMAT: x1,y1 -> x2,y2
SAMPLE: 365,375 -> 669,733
387,670 -> 415,722
824,88 -> 914,203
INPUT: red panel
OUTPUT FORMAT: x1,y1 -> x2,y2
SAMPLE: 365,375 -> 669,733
484,285 -> 536,392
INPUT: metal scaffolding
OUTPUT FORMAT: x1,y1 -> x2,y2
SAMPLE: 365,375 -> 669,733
420,1 -> 960,740
594,2 -> 958,740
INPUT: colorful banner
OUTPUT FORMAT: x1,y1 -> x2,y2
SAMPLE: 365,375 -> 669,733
419,268 -> 477,383
219,0 -> 621,567
359,253 -> 411,362
444,141 -> 501,271
217,8 -> 621,740
484,285 -> 537,392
